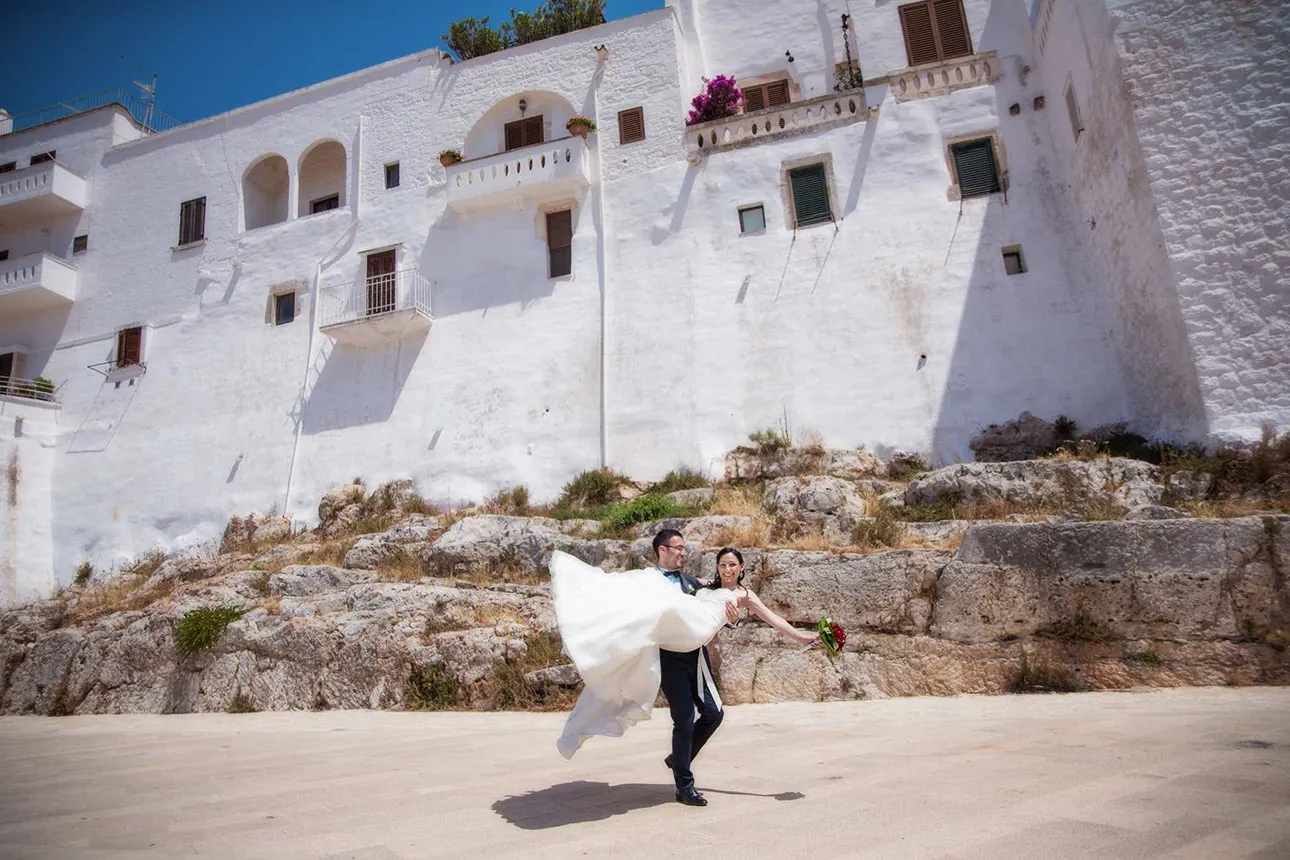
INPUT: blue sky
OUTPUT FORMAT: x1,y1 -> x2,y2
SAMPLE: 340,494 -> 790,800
0,0 -> 663,124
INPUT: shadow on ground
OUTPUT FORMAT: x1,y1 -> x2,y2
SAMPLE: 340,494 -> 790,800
493,780 -> 806,829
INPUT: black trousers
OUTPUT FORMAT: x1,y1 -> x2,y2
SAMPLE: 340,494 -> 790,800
660,647 -> 723,793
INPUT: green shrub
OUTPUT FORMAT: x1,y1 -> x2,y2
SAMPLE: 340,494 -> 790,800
174,606 -> 246,656
73,562 -> 93,587
487,485 -> 531,515
409,664 -> 459,710
605,494 -> 681,531
557,468 -> 626,508
748,427 -> 792,452
650,468 -> 709,495
1054,415 -> 1078,440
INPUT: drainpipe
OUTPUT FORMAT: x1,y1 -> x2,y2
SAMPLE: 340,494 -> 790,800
591,87 -> 609,467
283,116 -> 363,515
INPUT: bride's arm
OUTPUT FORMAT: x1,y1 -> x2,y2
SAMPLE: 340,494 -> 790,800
742,589 -> 818,645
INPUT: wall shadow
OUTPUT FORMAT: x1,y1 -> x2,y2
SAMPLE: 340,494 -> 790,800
299,330 -> 426,435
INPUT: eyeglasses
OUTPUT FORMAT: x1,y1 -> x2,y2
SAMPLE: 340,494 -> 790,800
661,543 -> 686,552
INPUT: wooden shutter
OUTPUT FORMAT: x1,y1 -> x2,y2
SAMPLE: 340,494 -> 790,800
504,121 -> 525,151
765,80 -> 790,108
932,0 -> 973,59
117,327 -> 142,367
179,197 -> 205,245
366,250 -> 397,316
789,164 -> 832,227
744,86 -> 766,113
504,116 -> 545,150
952,139 -> 1000,198
900,3 -> 939,66
618,107 -> 645,144
525,116 -> 543,145
547,210 -> 573,278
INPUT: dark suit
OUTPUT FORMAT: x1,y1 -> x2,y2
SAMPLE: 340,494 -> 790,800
658,569 -> 723,793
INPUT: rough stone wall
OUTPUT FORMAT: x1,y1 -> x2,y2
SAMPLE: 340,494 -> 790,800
1110,0 -> 1290,442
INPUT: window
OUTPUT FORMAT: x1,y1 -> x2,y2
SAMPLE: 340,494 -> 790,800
0,162 -> 15,174
546,210 -> 572,278
504,116 -> 544,151
899,0 -> 973,67
949,138 -> 1001,198
738,205 -> 766,233
116,327 -> 143,368
274,292 -> 296,325
30,151 -> 55,166
1002,245 -> 1026,275
73,235 -> 88,254
311,194 -> 340,214
743,80 -> 791,113
0,351 -> 14,381
788,164 -> 832,228
365,250 -> 397,316
384,162 -> 400,189
178,197 -> 206,246
1064,78 -> 1084,141
0,250 -> 8,262
618,107 -> 646,144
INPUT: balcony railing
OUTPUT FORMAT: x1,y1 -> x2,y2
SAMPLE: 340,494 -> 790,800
4,87 -> 182,135
446,136 -> 590,210
889,52 -> 1001,102
319,269 -> 434,347
0,376 -> 60,404
0,252 -> 79,313
0,162 -> 88,220
687,90 -> 869,157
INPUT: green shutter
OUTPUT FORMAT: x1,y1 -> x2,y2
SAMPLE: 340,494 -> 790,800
951,140 -> 1000,198
789,164 -> 832,227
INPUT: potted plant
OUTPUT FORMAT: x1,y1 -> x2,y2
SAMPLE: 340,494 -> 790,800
686,76 -> 744,126
439,149 -> 463,168
32,376 -> 55,401
565,115 -> 597,138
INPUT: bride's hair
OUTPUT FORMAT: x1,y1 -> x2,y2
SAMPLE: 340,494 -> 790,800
706,546 -> 745,589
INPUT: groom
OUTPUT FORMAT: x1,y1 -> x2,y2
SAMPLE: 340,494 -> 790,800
653,528 -> 739,807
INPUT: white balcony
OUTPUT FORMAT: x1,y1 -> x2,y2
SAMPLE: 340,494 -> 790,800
0,162 -> 88,225
890,52 -> 1001,103
446,136 -> 590,211
687,90 -> 869,158
0,252 -> 78,313
319,269 -> 433,348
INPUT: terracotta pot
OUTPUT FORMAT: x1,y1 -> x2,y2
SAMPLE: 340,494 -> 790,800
568,124 -> 590,139
440,153 -> 461,168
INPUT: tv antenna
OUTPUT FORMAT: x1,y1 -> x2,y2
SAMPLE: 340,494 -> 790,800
121,55 -> 158,132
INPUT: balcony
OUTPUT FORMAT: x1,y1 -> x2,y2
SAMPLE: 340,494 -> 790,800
319,269 -> 434,348
0,252 -> 79,313
890,52 -> 1001,103
0,162 -> 88,224
687,91 -> 869,158
0,376 -> 60,405
446,136 -> 590,211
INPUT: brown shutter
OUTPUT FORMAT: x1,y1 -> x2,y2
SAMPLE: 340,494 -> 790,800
504,120 -> 524,151
366,250 -> 397,316
932,0 -> 973,59
525,115 -> 544,146
546,210 -> 572,278
618,107 -> 645,144
765,80 -> 790,107
117,328 -> 142,367
900,3 -> 939,66
744,86 -> 766,112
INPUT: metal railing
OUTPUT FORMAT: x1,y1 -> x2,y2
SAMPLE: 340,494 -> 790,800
7,88 -> 182,135
0,376 -> 60,403
320,269 -> 434,328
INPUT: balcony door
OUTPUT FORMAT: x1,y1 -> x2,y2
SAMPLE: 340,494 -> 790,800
366,250 -> 397,316
504,116 -> 544,151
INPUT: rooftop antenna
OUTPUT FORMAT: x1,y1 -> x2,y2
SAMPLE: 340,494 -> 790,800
121,55 -> 157,132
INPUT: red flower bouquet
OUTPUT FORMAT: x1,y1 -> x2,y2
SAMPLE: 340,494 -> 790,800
817,616 -> 846,658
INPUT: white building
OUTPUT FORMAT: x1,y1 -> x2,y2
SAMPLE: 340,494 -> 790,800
0,0 -> 1286,602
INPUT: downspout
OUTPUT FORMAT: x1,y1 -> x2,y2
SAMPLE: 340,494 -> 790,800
283,115 -> 363,514
591,81 -> 609,467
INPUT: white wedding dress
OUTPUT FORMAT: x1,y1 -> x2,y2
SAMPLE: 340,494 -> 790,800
549,550 -> 737,759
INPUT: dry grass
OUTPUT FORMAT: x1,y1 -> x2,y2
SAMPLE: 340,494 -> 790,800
1177,497 -> 1290,518
708,486 -> 764,517
293,541 -> 348,568
779,530 -> 839,552
260,597 -> 282,615
472,603 -> 526,627
479,630 -> 579,711
123,549 -> 167,579
706,516 -> 771,549
374,550 -> 426,583
66,574 -> 178,625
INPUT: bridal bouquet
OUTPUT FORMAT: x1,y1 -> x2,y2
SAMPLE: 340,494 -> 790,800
817,617 -> 846,658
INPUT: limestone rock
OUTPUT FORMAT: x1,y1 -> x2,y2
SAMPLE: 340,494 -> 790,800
903,520 -> 971,545
723,446 -> 884,483
666,487 -> 714,506
1166,470 -> 1214,502
765,476 -> 867,542
426,516 -> 629,577
885,452 -> 928,481
1125,504 -> 1186,521
904,458 -> 1163,510
969,412 -> 1059,462
151,556 -> 219,585
823,448 -> 886,480
2,628 -> 84,714
343,515 -> 442,569
268,566 -> 377,597
366,479 -> 419,513
318,482 -> 366,527
525,663 -> 581,687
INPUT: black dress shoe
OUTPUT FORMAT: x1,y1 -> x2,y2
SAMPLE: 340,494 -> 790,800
675,788 -> 708,807
664,754 -> 674,770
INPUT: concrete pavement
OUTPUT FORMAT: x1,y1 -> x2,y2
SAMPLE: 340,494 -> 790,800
1,688 -> 1288,859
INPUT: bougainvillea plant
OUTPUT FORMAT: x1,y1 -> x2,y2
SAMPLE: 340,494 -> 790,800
685,75 -> 744,126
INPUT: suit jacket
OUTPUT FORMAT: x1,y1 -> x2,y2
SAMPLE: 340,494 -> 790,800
659,570 -> 706,663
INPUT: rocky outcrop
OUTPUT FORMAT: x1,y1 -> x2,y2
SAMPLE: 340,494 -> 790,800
724,446 -> 884,483
424,516 -> 629,577
904,458 -> 1164,510
968,412 -> 1061,462
764,476 -> 867,543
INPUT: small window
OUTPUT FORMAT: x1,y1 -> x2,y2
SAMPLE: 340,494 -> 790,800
0,351 -> 13,381
949,138 -> 1001,198
504,116 -> 544,151
738,205 -> 766,234
178,197 -> 206,246
788,164 -> 833,228
311,194 -> 340,214
1002,245 -> 1026,275
1064,78 -> 1084,141
384,162 -> 400,189
546,210 -> 573,278
30,151 -> 55,166
72,235 -> 88,254
743,80 -> 791,113
0,162 -> 15,174
0,250 -> 8,262
618,107 -> 646,144
116,327 -> 143,368
899,0 -> 973,66
274,292 -> 296,325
